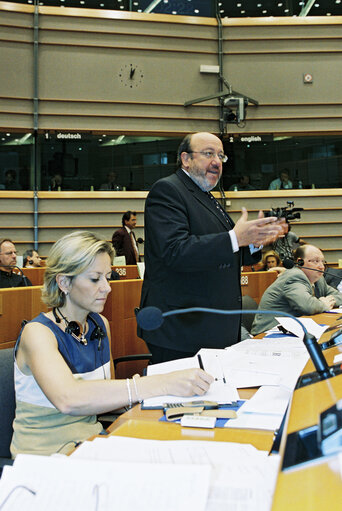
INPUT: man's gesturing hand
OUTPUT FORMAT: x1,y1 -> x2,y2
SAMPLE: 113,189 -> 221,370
233,208 -> 287,247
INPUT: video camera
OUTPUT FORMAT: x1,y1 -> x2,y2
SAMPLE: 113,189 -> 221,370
264,201 -> 303,222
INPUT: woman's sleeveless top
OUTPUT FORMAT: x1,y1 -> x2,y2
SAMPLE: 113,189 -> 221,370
11,312 -> 111,457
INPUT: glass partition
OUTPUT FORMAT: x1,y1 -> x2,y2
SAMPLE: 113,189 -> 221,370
1,131 -> 342,191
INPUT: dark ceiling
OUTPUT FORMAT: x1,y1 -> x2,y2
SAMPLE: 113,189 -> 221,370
10,0 -> 342,18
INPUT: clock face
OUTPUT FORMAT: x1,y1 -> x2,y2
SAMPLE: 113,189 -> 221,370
118,64 -> 144,88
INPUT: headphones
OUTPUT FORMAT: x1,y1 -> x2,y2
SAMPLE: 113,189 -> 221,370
52,308 -> 106,350
297,258 -> 305,267
28,259 -> 33,265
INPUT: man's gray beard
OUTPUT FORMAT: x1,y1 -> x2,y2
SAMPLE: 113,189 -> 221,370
188,173 -> 218,192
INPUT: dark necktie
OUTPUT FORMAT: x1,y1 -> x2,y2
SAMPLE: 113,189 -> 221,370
206,192 -> 234,229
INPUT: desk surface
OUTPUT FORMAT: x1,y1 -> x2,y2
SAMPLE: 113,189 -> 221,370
107,387 -> 274,452
105,311 -> 342,509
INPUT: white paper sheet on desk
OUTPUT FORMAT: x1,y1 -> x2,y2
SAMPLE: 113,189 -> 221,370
0,454 -> 211,511
232,337 -> 307,355
199,346 -> 308,390
225,386 -> 291,431
275,317 -> 328,340
72,437 -> 280,511
142,379 -> 239,408
144,355 -> 239,406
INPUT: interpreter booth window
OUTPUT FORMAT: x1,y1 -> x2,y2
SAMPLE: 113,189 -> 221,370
39,133 -> 181,191
0,132 -> 33,191
222,134 -> 342,191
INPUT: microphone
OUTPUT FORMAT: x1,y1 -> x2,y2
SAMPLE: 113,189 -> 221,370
136,305 -> 342,387
1,265 -> 30,286
283,258 -> 338,280
137,237 -> 144,244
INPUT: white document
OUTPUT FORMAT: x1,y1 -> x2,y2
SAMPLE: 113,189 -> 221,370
113,255 -> 126,266
225,385 -> 291,431
0,454 -> 211,511
72,437 -> 281,511
199,345 -> 308,390
143,355 -> 239,407
137,261 -> 145,279
275,317 -> 328,340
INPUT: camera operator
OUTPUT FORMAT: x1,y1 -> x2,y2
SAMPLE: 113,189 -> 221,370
264,203 -> 303,261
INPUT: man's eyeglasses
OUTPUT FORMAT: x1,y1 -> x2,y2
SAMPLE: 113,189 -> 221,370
307,259 -> 326,266
0,251 -> 17,256
188,151 -> 228,163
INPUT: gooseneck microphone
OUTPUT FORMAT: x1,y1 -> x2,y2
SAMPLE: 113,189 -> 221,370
1,265 -> 30,286
136,305 -> 342,387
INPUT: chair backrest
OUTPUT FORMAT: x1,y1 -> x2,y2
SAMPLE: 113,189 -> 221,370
241,295 -> 259,333
0,348 -> 15,458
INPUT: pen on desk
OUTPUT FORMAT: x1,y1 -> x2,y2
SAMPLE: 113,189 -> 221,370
197,354 -> 204,370
216,357 -> 226,384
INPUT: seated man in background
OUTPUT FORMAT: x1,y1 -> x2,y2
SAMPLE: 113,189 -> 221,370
229,175 -> 255,191
100,171 -> 123,191
23,249 -> 42,268
269,169 -> 293,190
0,238 -> 32,288
251,244 -> 342,335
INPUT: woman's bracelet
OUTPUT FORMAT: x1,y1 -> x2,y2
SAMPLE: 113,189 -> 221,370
132,374 -> 142,403
126,378 -> 132,408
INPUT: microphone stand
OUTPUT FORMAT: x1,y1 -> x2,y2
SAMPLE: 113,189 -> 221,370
137,306 -> 342,388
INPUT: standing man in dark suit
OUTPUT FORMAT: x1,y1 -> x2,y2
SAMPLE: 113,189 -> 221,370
112,211 -> 140,265
139,132 -> 286,363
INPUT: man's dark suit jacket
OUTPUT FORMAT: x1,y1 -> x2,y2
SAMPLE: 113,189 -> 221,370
112,227 -> 138,265
139,169 -> 261,355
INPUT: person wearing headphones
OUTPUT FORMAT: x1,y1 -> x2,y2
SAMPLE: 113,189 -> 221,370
11,231 -> 213,457
23,249 -> 42,268
251,244 -> 342,335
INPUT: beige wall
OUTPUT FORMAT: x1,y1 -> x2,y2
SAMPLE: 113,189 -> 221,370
1,3 -> 342,135
1,189 -> 341,265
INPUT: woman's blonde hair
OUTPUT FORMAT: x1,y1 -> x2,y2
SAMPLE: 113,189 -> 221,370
261,249 -> 281,268
42,231 -> 114,308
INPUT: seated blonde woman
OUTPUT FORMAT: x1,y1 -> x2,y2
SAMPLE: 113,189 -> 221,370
259,250 -> 285,275
11,231 -> 213,457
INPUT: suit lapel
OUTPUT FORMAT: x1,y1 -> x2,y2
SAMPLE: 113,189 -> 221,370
175,169 -> 233,230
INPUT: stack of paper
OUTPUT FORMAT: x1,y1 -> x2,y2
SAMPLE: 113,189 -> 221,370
199,342 -> 309,390
0,454 -> 210,511
72,436 -> 281,511
225,386 -> 291,431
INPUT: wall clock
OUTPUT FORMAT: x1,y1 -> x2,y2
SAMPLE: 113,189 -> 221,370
118,64 -> 144,88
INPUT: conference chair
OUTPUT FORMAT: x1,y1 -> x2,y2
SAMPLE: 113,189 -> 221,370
241,295 -> 258,334
0,348 -> 15,473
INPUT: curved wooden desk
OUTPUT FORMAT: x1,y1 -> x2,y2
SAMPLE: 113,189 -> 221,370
106,311 -> 342,509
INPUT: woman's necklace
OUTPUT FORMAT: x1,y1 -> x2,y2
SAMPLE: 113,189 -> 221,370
54,308 -> 88,345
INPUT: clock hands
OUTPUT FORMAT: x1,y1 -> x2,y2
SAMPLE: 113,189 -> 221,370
130,66 -> 136,79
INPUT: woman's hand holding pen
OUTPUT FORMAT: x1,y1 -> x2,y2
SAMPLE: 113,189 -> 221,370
159,368 -> 214,397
